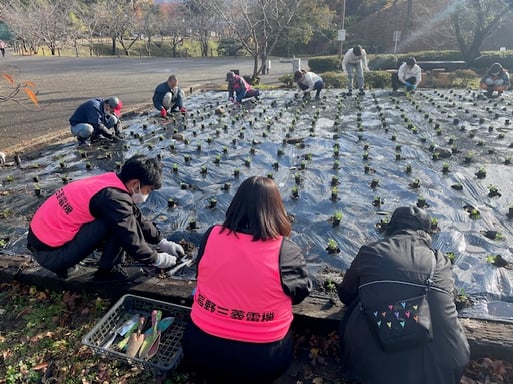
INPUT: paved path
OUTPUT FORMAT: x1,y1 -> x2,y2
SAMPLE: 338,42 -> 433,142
1,55 -> 295,155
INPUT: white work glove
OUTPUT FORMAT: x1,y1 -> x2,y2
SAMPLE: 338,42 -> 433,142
153,252 -> 177,269
158,239 -> 185,257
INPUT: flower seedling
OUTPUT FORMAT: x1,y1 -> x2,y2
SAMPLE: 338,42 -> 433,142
326,238 -> 340,254
446,252 -> 455,264
291,185 -> 299,199
416,196 -> 428,208
488,185 -> 501,198
475,167 -> 486,179
372,196 -> 383,207
331,187 -> 338,202
331,211 -> 343,227
409,179 -> 421,189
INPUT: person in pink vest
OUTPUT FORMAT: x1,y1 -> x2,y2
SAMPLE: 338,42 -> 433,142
27,155 -> 184,282
225,71 -> 260,103
182,176 -> 311,383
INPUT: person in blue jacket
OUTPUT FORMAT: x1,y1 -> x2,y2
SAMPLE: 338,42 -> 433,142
153,75 -> 186,116
69,97 -> 122,146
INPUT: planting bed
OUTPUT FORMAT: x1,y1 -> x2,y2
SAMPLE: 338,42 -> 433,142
1,88 -> 513,323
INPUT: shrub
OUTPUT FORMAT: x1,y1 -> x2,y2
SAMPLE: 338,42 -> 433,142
365,71 -> 392,89
308,56 -> 340,72
452,69 -> 479,88
322,71 -> 346,88
279,73 -> 294,88
473,51 -> 513,73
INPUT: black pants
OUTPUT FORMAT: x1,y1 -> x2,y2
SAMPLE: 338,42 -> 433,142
391,74 -> 417,91
27,220 -> 125,274
182,321 -> 293,384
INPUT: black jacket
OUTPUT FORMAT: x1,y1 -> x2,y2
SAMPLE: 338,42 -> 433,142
338,229 -> 470,384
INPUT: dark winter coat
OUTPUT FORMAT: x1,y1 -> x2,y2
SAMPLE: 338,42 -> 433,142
337,229 -> 470,384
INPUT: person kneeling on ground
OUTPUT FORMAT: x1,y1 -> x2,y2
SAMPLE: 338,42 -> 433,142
153,75 -> 187,117
225,71 -> 260,103
69,97 -> 123,146
294,70 -> 324,101
182,176 -> 312,384
480,62 -> 510,98
337,206 -> 470,384
392,57 -> 422,93
27,154 -> 185,283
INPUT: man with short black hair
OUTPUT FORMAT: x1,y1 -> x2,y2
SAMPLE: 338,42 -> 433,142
342,45 -> 369,96
392,57 -> 422,93
27,154 -> 184,282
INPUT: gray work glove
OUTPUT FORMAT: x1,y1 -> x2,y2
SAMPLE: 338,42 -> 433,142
158,239 -> 185,257
153,252 -> 177,269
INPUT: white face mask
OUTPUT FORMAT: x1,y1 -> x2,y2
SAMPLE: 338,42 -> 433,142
131,183 -> 149,204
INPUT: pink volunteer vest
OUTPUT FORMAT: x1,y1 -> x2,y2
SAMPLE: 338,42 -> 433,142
191,226 -> 293,343
30,172 -> 128,247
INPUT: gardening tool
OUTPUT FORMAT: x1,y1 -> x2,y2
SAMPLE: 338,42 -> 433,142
126,316 -> 146,358
138,310 -> 175,360
144,316 -> 175,360
138,309 -> 162,359
167,257 -> 194,277
102,314 -> 139,349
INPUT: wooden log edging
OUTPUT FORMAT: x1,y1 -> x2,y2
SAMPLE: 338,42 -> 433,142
0,256 -> 512,361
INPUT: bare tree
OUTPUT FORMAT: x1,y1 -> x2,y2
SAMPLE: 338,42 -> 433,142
0,0 -> 43,54
451,0 -> 512,63
94,1 -> 138,56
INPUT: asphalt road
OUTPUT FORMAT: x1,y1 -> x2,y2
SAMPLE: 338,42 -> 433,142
0,54 -> 294,155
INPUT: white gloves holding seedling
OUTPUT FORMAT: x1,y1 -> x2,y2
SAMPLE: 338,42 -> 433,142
153,240 -> 185,269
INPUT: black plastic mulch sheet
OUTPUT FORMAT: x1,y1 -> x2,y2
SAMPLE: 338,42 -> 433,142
1,88 -> 513,322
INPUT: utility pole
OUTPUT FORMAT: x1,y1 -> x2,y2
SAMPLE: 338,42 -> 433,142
337,0 -> 347,67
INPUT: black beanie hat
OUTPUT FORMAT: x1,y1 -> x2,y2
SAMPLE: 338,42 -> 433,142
385,206 -> 431,236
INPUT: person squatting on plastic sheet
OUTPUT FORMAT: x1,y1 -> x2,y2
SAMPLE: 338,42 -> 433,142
337,206 -> 470,384
392,57 -> 422,93
153,74 -> 187,117
69,97 -> 123,146
225,71 -> 260,103
27,155 -> 184,283
294,70 -> 324,101
182,176 -> 312,384
480,62 -> 510,98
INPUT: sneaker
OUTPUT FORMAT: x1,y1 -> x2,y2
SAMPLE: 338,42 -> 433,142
358,89 -> 365,96
54,265 -> 81,279
314,95 -> 321,101
77,138 -> 90,147
93,265 -> 128,283
346,90 -> 352,96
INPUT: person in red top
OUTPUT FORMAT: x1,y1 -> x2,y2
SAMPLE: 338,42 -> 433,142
182,176 -> 311,383
27,155 -> 184,282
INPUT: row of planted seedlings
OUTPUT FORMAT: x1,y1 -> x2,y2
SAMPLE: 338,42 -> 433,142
368,90 -> 513,273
